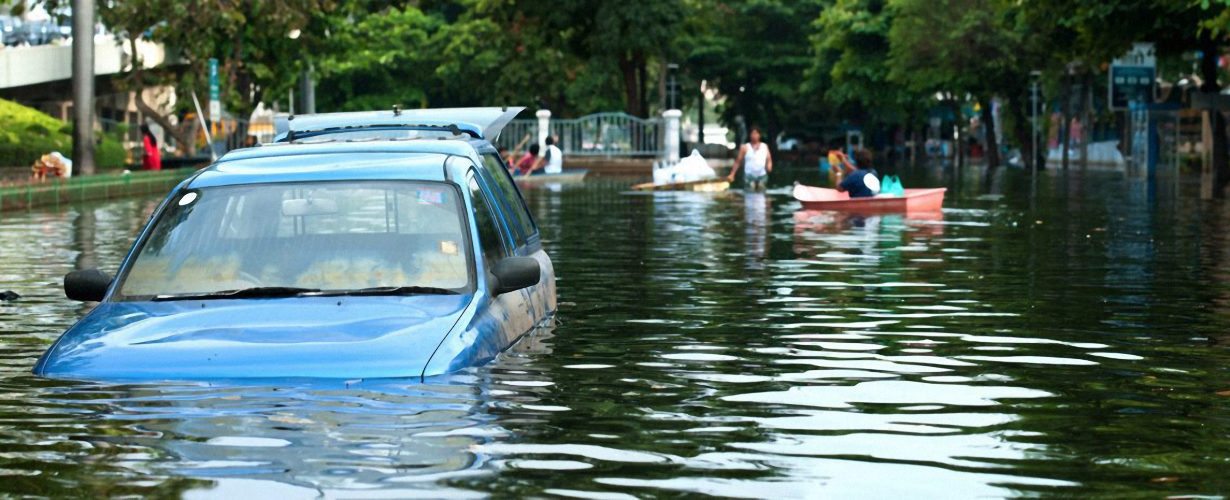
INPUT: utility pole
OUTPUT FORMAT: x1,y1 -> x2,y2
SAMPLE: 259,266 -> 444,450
300,65 -> 316,114
71,0 -> 96,176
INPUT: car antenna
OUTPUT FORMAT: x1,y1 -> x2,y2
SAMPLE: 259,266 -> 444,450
392,104 -> 401,117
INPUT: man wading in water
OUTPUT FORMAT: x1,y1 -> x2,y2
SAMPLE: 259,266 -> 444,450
727,127 -> 773,190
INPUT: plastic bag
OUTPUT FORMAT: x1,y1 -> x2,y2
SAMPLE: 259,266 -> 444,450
653,149 -> 717,185
879,175 -> 905,197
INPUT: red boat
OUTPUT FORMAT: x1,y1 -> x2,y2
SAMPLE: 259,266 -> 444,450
792,184 -> 946,213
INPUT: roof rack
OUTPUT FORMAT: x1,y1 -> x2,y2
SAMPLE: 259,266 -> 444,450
284,122 -> 482,142
273,107 -> 524,143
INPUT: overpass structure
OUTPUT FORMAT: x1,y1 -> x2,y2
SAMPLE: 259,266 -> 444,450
0,37 -> 167,91
0,37 -> 173,150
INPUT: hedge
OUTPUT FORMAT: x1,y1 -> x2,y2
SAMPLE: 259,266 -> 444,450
0,98 -> 127,170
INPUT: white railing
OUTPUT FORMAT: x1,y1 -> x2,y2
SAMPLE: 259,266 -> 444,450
551,112 -> 663,157
497,111 -> 672,159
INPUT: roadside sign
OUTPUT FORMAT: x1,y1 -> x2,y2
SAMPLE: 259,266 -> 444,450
1109,43 -> 1155,111
208,58 -> 221,119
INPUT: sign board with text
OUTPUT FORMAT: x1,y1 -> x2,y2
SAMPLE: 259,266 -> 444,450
1109,43 -> 1155,111
208,58 -> 221,119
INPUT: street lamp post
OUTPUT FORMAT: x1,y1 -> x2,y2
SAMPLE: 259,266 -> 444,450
71,0 -> 96,176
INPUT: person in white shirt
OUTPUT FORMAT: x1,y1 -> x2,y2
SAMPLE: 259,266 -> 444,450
726,127 -> 773,190
530,136 -> 564,175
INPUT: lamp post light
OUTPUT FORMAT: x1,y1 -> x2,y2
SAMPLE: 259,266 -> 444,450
667,63 -> 680,111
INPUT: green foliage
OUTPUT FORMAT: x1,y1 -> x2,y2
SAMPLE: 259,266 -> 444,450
96,134 -> 128,170
809,0 -> 924,127
0,98 -> 71,168
38,0 -> 337,120
886,0 -> 1022,97
0,99 -> 126,169
685,0 -> 828,137
56,0 -> 1226,153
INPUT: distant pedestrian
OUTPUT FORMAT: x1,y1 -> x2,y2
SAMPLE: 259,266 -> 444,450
726,127 -> 773,190
836,149 -> 879,198
141,124 -> 162,171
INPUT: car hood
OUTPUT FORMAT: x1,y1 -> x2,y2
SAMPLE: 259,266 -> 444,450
35,295 -> 470,380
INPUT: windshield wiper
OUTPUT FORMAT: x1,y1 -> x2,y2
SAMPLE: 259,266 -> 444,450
152,286 -> 321,301
317,286 -> 460,297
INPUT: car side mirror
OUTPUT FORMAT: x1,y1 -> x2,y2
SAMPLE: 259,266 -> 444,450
64,269 -> 112,302
490,257 -> 540,296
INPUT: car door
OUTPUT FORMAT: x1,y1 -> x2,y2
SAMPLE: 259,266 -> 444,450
465,169 -> 541,352
475,153 -> 555,319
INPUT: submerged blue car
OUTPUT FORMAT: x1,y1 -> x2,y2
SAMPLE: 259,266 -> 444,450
35,107 -> 556,380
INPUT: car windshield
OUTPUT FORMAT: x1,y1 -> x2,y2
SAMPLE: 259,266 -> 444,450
117,180 -> 472,300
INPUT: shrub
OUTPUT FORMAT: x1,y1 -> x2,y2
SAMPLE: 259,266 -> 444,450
0,98 -> 128,170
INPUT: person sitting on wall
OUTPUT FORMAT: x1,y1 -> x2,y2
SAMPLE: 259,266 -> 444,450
836,149 -> 880,198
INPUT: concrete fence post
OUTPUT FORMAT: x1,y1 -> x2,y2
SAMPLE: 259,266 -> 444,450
536,109 -> 551,151
663,109 -> 682,162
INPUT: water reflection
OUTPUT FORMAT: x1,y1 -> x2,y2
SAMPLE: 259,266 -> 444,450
1,168 -> 1229,498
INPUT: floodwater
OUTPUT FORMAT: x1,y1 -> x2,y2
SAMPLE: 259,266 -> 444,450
1,163 -> 1229,498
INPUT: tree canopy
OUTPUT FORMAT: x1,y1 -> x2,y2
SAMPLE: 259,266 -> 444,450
42,0 -> 1229,156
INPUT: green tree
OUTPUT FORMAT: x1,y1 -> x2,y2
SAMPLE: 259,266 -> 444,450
808,0 -> 930,147
885,0 -> 1031,168
686,0 -> 827,143
43,0 -> 334,152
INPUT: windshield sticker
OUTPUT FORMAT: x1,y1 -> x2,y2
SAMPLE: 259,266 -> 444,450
440,241 -> 459,255
178,192 -> 198,206
416,188 -> 445,205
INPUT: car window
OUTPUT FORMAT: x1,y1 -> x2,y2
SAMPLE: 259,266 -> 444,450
480,153 -> 538,246
118,181 -> 471,299
467,173 -> 507,270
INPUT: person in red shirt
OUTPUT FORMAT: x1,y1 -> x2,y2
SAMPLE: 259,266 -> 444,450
514,144 -> 539,175
141,125 -> 162,171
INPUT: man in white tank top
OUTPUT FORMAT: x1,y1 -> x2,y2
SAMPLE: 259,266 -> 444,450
726,127 -> 773,190
532,136 -> 564,174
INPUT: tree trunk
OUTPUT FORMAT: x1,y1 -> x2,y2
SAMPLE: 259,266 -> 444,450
124,35 -> 194,155
948,99 -> 964,169
698,90 -> 705,145
636,50 -> 648,118
1005,90 -> 1033,171
1199,34 -> 1228,197
618,54 -> 640,117
980,97 -> 1000,168
1060,69 -> 1071,170
657,59 -> 667,114
1080,71 -> 1092,168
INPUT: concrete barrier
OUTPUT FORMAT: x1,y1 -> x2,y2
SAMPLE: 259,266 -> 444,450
0,168 -> 195,212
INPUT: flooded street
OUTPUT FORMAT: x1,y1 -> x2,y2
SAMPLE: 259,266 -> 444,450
1,164 -> 1229,498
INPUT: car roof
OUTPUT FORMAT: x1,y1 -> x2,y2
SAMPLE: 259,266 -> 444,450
188,139 -> 491,189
